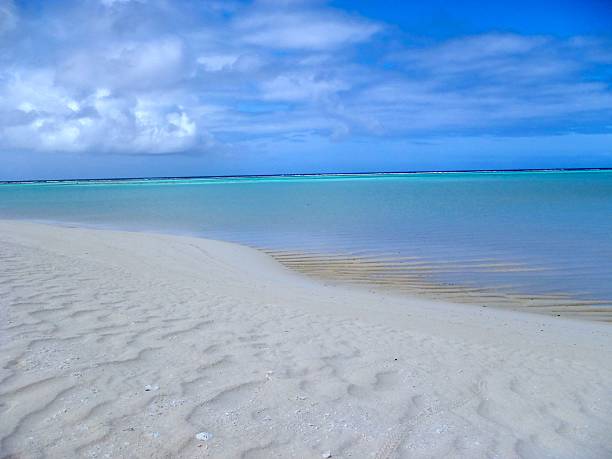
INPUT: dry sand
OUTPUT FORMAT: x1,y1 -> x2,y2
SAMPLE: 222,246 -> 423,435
1,220 -> 611,458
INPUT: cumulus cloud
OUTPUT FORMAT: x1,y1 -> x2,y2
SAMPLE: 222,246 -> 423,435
58,37 -> 186,91
0,69 -> 199,154
0,0 -> 610,156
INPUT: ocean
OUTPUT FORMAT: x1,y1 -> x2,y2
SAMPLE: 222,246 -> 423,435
2,170 -> 611,317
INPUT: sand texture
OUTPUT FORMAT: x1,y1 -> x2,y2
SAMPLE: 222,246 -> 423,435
1,221 -> 611,458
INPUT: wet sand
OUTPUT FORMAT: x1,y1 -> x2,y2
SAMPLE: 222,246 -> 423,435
264,250 -> 612,321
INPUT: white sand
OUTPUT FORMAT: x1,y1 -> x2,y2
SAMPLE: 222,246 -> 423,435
1,221 -> 611,459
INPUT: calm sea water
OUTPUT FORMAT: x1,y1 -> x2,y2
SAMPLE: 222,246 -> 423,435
1,171 -> 612,309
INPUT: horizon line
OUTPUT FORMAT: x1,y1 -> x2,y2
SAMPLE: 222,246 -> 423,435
2,167 -> 612,185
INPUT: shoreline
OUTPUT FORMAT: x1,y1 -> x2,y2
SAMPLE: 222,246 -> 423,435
3,216 -> 610,322
1,220 -> 612,457
263,249 -> 612,322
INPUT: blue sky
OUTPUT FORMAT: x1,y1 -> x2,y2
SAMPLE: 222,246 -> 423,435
1,0 -> 611,179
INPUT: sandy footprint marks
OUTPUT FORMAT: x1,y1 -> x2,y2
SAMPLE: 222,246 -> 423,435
374,378 -> 488,459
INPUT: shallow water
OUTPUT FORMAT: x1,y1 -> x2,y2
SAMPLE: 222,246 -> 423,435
2,171 -> 612,314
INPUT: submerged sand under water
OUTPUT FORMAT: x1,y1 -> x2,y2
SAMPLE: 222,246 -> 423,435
1,221 -> 612,458
265,250 -> 612,322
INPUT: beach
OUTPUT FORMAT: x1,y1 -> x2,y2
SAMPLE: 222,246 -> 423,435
1,220 -> 612,458
3,171 -> 612,314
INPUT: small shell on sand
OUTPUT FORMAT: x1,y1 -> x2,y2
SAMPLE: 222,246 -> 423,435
196,432 -> 213,442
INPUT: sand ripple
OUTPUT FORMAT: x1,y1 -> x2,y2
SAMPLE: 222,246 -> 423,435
1,222 -> 612,458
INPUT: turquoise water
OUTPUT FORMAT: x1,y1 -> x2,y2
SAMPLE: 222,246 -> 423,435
1,171 -> 612,308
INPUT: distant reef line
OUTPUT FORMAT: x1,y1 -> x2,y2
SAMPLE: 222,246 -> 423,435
2,167 -> 612,185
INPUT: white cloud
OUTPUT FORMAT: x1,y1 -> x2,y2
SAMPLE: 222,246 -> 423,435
0,0 -> 16,34
197,54 -> 240,72
0,69 -> 199,154
58,37 -> 186,91
261,72 -> 348,101
236,9 -> 380,50
100,0 -> 146,7
0,1 -> 610,157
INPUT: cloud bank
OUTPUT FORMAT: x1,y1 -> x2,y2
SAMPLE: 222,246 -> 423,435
0,0 -> 611,156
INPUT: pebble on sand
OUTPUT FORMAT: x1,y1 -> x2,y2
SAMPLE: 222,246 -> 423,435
196,432 -> 213,442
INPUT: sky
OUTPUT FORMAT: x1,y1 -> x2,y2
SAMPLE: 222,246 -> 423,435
1,0 -> 611,180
